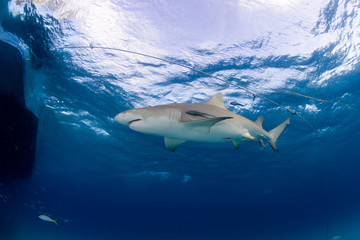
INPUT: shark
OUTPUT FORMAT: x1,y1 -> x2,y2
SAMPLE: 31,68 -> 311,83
115,92 -> 290,152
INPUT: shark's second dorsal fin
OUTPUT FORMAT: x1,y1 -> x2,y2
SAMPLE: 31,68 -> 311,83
204,93 -> 228,110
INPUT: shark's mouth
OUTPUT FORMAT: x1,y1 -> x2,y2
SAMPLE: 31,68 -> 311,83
128,119 -> 142,126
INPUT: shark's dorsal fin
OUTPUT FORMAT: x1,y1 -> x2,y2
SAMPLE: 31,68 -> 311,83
204,93 -> 228,110
255,115 -> 263,128
164,137 -> 186,152
184,117 -> 232,134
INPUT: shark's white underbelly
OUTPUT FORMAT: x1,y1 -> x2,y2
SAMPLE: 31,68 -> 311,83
134,119 -> 255,143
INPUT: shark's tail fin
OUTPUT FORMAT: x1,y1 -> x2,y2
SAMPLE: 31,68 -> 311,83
268,117 -> 291,152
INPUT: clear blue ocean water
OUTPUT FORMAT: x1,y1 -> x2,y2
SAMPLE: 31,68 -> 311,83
1,0 -> 360,239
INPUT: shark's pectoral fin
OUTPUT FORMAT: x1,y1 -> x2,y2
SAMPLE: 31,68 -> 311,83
184,117 -> 232,134
164,137 -> 186,152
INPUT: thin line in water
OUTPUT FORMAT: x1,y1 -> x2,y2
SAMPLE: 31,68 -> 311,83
57,44 -> 322,134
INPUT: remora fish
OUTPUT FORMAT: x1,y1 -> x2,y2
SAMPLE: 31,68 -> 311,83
39,215 -> 59,226
115,92 -> 290,152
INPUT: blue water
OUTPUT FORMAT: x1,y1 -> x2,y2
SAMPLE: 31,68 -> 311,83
1,0 -> 360,239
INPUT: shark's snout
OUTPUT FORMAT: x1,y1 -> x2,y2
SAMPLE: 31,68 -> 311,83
115,111 -> 143,126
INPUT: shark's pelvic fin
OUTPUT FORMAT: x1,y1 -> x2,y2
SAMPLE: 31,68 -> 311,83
204,93 -> 228,110
269,117 -> 291,152
255,115 -> 263,128
184,117 -> 232,134
232,140 -> 245,150
164,137 -> 186,152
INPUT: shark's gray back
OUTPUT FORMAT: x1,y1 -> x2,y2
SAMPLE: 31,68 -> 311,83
151,102 -> 254,125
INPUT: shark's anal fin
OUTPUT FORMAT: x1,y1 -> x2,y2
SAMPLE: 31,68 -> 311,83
259,139 -> 266,148
184,117 -> 232,134
164,137 -> 186,152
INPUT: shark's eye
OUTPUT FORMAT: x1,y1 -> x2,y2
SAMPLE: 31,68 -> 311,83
128,119 -> 141,125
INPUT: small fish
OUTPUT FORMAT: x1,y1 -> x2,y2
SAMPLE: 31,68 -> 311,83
39,215 -> 59,226
186,110 -> 216,118
230,101 -> 245,106
332,235 -> 344,240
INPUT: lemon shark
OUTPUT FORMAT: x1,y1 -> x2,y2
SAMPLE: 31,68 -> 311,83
115,93 -> 290,152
